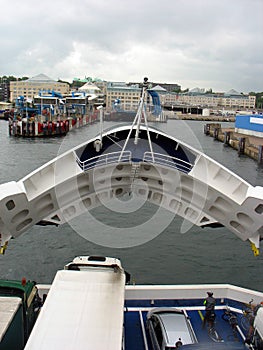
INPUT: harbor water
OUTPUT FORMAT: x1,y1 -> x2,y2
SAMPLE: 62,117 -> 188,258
0,119 -> 263,291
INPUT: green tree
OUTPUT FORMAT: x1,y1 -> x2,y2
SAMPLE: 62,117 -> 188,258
172,87 -> 181,93
249,92 -> 263,109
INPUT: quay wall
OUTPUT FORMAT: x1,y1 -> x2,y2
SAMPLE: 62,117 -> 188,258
165,111 -> 235,122
204,123 -> 263,164
8,112 -> 99,138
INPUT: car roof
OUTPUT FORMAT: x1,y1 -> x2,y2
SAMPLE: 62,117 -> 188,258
158,312 -> 194,345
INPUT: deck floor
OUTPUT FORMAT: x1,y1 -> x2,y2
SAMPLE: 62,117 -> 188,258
124,307 -> 248,349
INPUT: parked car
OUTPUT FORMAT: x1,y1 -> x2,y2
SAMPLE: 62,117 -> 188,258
146,308 -> 197,349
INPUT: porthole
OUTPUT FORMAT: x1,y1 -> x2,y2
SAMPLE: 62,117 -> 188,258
255,204 -> 263,214
6,200 -> 15,210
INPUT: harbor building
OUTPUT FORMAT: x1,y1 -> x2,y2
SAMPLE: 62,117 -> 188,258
105,81 -> 170,111
106,83 -> 256,112
7,74 -> 257,114
161,88 -> 256,111
10,74 -> 70,102
128,81 -> 181,93
106,82 -> 141,111
72,77 -> 108,96
0,78 -> 9,102
152,82 -> 181,93
78,82 -> 105,107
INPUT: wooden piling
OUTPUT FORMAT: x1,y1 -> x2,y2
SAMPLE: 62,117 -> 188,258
204,124 -> 210,135
224,131 -> 231,145
238,137 -> 246,156
213,128 -> 219,140
258,145 -> 263,165
204,123 -> 263,163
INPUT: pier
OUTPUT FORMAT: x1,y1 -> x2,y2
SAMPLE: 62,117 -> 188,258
163,110 -> 235,122
204,123 -> 263,164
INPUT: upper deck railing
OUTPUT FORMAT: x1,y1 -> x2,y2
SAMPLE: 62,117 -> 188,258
75,151 -> 132,171
75,150 -> 194,173
143,152 -> 194,173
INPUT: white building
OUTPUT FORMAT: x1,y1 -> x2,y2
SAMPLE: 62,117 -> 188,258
158,87 -> 256,110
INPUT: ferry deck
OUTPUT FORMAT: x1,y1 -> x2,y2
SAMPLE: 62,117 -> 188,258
124,303 -> 248,349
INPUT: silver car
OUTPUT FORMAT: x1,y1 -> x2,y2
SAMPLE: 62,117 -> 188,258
147,308 -> 198,349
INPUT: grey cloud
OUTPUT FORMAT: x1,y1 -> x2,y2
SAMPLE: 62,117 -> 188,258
0,0 -> 262,92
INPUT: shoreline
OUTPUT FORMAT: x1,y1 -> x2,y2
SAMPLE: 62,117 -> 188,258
204,122 -> 263,164
164,111 -> 235,122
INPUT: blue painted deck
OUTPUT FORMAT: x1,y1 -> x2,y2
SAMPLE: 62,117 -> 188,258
124,302 -> 248,349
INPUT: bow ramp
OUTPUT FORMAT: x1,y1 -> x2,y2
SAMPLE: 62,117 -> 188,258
0,124 -> 262,254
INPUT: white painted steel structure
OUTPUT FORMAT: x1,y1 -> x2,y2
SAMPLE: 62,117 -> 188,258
0,80 -> 262,255
0,122 -> 262,255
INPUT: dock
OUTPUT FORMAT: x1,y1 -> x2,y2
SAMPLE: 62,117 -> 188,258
163,110 -> 236,122
204,123 -> 263,164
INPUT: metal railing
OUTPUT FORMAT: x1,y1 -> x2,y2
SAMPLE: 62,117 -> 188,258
143,152 -> 194,173
75,150 -> 194,174
75,150 -> 132,171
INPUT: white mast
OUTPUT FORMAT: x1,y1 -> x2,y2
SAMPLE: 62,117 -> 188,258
118,77 -> 155,162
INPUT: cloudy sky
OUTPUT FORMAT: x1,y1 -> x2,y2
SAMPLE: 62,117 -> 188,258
1,0 -> 262,92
